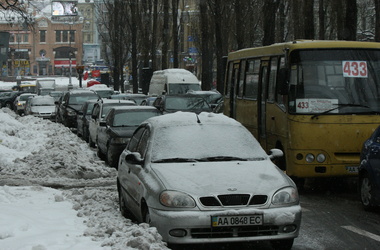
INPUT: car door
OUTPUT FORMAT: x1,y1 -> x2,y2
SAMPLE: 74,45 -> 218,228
97,109 -> 112,153
119,125 -> 150,213
89,103 -> 100,143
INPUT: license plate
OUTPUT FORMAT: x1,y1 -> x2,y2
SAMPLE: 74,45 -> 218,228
346,166 -> 359,173
211,215 -> 263,227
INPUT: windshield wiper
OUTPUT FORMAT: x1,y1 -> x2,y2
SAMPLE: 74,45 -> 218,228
311,103 -> 370,119
152,158 -> 198,163
198,156 -> 248,162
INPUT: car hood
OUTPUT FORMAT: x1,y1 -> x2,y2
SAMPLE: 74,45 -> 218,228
67,104 -> 83,111
31,106 -> 56,113
110,126 -> 137,137
150,161 -> 292,195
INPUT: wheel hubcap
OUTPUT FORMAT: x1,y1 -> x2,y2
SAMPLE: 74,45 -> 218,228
361,178 -> 371,206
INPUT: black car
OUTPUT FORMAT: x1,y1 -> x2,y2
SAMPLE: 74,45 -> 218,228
0,91 -> 20,110
55,89 -> 100,128
96,106 -> 161,168
152,94 -> 212,114
359,125 -> 380,210
76,99 -> 98,142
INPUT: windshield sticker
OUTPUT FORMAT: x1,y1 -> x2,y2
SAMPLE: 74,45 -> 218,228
342,61 -> 368,78
296,99 -> 339,113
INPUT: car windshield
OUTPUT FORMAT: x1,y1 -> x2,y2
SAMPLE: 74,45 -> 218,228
288,49 -> 380,114
95,90 -> 114,98
165,96 -> 211,111
151,123 -> 267,162
168,83 -> 201,94
113,110 -> 160,127
69,94 -> 98,105
101,103 -> 135,117
20,95 -> 35,101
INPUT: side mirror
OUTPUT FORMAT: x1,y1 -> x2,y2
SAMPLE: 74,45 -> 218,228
125,152 -> 143,165
269,148 -> 284,160
277,68 -> 289,95
99,121 -> 106,126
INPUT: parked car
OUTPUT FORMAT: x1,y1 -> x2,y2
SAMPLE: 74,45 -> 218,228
0,91 -> 19,110
88,99 -> 136,148
359,125 -> 380,210
76,99 -> 98,142
152,94 -> 212,114
97,106 -> 161,168
109,93 -> 147,105
13,93 -> 37,115
24,95 -> 56,120
55,89 -> 100,128
117,112 -> 301,248
140,96 -> 157,106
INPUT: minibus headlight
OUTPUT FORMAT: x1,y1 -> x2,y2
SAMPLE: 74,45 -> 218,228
305,154 -> 315,163
316,154 -> 326,163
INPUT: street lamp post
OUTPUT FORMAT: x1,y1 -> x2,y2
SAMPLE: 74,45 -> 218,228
68,23 -> 73,90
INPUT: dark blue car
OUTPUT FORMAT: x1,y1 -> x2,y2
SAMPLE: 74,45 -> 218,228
359,125 -> 380,210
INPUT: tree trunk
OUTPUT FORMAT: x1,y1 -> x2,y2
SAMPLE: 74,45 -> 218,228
304,0 -> 315,39
172,0 -> 179,68
262,1 -> 278,45
319,0 -> 325,39
162,0 -> 169,69
344,0 -> 357,40
200,1 -> 213,90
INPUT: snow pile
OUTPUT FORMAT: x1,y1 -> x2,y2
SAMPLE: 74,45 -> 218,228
0,108 -> 116,186
64,186 -> 168,249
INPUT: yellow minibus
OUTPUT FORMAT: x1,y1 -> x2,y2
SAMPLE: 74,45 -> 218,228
223,40 -> 380,182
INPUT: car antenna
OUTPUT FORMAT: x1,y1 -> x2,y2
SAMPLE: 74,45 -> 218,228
196,113 -> 201,123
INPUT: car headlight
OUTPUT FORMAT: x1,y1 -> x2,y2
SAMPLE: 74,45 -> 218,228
272,187 -> 299,205
67,110 -> 77,116
160,190 -> 196,208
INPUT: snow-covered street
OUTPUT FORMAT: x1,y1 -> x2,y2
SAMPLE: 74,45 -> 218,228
0,77 -> 169,250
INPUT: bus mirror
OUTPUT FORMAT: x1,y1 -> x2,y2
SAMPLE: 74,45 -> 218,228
278,68 -> 289,95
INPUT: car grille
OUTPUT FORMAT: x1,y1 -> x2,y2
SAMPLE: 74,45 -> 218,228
199,194 -> 268,207
191,226 -> 279,238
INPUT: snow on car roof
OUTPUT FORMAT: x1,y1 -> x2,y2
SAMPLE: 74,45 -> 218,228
144,111 -> 239,127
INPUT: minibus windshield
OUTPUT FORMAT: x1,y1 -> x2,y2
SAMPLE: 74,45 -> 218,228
288,49 -> 380,114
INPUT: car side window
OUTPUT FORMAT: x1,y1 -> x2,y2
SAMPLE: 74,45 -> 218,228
127,127 -> 146,152
136,129 -> 150,157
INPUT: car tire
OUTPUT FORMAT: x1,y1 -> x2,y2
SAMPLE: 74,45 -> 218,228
5,102 -> 12,109
360,173 -> 374,210
107,147 -> 118,169
117,181 -> 132,219
89,137 -> 96,148
142,204 -> 151,224
270,238 -> 294,250
83,127 -> 89,143
97,147 -> 106,160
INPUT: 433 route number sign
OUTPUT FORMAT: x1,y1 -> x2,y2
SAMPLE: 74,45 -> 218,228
342,61 -> 368,78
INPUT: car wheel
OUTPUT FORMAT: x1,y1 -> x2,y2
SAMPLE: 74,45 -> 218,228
83,127 -> 89,143
5,102 -> 12,109
107,147 -> 118,169
360,173 -> 374,210
270,238 -> 294,250
117,182 -> 130,219
89,137 -> 96,148
97,147 -> 106,160
142,204 -> 151,224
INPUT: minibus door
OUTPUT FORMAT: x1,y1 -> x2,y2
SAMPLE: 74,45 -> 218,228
229,63 -> 240,119
258,61 -> 269,149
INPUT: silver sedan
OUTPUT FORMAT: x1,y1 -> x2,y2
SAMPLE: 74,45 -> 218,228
117,112 -> 301,249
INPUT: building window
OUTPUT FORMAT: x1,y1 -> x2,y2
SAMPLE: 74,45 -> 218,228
40,30 -> 46,43
55,30 -> 75,43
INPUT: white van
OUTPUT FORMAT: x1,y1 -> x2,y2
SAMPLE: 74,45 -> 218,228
148,68 -> 201,96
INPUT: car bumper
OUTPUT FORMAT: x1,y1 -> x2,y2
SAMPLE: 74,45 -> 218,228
149,205 -> 302,244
